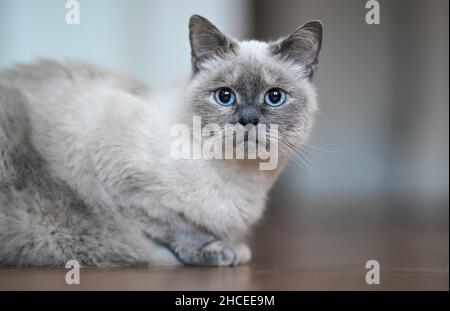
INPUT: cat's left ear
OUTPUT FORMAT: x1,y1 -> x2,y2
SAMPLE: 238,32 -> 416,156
189,15 -> 236,73
271,21 -> 323,76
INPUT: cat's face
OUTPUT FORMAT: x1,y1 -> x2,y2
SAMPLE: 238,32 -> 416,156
188,15 -> 322,155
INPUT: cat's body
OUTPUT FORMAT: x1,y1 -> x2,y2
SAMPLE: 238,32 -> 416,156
0,16 -> 322,266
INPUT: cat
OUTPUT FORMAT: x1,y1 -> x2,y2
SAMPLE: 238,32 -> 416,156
0,15 -> 322,267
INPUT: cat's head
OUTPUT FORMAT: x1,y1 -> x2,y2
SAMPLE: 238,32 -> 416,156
188,15 -> 322,157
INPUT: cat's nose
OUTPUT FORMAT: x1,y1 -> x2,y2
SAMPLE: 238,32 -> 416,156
238,108 -> 260,126
238,115 -> 260,126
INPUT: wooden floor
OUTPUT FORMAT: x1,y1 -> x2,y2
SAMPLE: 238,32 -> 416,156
0,203 -> 448,290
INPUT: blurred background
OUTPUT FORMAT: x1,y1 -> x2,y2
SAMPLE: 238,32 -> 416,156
0,0 -> 448,289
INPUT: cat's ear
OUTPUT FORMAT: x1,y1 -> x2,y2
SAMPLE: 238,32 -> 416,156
189,15 -> 236,73
271,20 -> 323,75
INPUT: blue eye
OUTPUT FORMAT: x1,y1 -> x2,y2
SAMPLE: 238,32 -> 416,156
264,88 -> 286,107
214,88 -> 236,106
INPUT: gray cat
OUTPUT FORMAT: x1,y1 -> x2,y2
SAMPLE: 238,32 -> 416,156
0,15 -> 322,266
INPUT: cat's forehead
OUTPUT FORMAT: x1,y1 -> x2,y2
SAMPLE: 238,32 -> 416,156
237,40 -> 270,60
194,39 -> 307,94
210,48 -> 298,92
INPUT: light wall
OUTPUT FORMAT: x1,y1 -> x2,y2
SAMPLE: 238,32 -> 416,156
0,0 -> 253,87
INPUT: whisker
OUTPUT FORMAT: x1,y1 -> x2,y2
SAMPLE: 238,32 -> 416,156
275,138 -> 328,184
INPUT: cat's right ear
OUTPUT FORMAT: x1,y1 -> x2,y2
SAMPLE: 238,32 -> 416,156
189,15 -> 235,73
271,20 -> 323,77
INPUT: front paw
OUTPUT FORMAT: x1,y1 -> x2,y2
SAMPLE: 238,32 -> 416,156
197,240 -> 236,267
194,241 -> 252,267
232,242 -> 252,265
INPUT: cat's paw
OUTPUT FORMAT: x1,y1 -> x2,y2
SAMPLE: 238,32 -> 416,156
198,240 -> 236,267
196,241 -> 252,266
232,242 -> 252,265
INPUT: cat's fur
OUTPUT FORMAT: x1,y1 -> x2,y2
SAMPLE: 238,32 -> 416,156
0,15 -> 322,266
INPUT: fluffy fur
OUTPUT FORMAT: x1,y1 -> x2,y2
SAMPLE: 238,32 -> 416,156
0,15 -> 322,266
